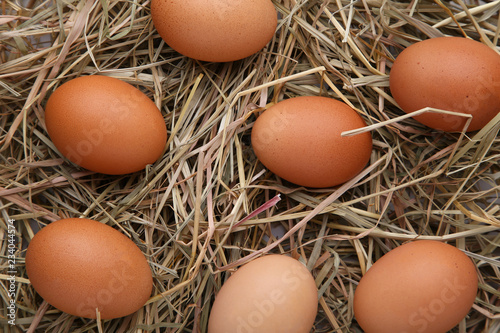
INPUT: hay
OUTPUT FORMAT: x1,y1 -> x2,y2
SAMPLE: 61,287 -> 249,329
1,0 -> 499,332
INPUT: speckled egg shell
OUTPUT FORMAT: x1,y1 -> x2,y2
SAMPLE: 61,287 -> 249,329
389,37 -> 500,132
151,0 -> 277,62
354,240 -> 478,333
25,218 -> 153,319
251,96 -> 373,188
44,75 -> 167,175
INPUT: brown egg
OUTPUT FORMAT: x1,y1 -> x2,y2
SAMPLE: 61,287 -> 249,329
25,218 -> 153,319
251,96 -> 373,188
390,37 -> 500,132
208,255 -> 318,333
44,75 -> 167,175
151,0 -> 277,62
354,240 -> 478,333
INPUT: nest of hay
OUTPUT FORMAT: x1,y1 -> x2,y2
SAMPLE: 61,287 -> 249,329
1,0 -> 499,332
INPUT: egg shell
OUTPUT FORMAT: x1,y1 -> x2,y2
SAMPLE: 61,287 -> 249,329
208,255 -> 318,333
25,218 -> 153,319
389,37 -> 500,132
44,75 -> 167,175
151,0 -> 277,62
353,240 -> 478,333
251,96 -> 372,188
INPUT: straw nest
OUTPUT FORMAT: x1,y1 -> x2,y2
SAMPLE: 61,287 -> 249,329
1,0 -> 499,332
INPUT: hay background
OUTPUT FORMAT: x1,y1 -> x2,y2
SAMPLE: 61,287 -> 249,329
1,0 -> 499,332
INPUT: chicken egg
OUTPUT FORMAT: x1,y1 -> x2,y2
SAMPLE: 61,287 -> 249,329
44,75 -> 167,175
251,96 -> 373,188
208,255 -> 318,333
354,240 -> 478,333
151,0 -> 277,62
390,37 -> 500,132
25,218 -> 153,319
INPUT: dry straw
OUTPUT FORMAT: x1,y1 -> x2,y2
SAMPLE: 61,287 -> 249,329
1,0 -> 499,332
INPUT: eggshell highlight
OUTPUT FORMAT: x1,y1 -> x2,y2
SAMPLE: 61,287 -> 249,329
208,255 -> 318,333
44,75 -> 167,175
390,37 -> 500,132
251,96 -> 372,188
25,218 -> 153,319
151,0 -> 277,62
353,240 -> 478,333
